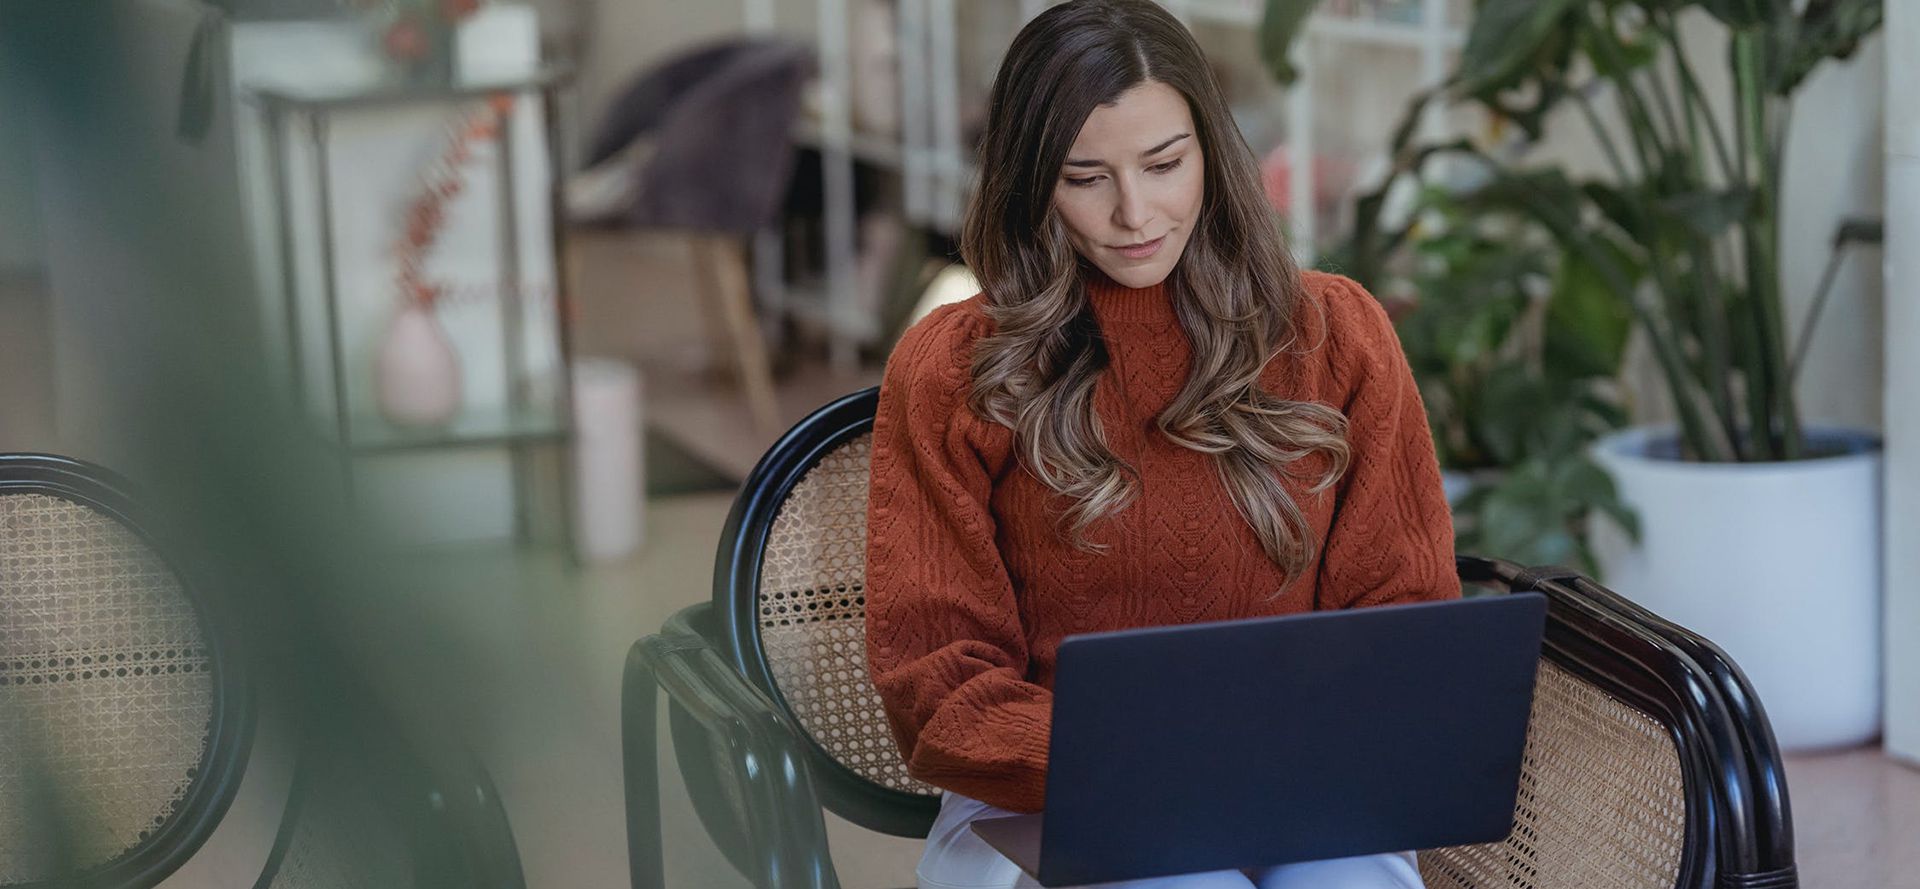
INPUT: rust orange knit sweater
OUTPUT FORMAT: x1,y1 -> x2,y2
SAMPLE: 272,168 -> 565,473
864,269 -> 1460,814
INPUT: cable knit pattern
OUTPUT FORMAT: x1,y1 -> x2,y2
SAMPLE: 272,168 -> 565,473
864,269 -> 1459,813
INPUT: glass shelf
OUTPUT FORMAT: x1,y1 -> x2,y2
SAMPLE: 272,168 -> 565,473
346,404 -> 567,454
249,66 -> 573,113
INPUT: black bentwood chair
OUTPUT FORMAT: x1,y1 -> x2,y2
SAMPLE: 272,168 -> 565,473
622,388 -> 1799,889
0,454 -> 528,888
0,454 -> 251,888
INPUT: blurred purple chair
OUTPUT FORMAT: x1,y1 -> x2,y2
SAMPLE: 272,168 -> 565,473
567,38 -> 815,434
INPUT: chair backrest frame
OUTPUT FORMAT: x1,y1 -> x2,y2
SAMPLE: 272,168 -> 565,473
1460,555 -> 1798,889
1505,562 -> 1796,884
710,388 -> 940,838
0,453 -> 253,889
1528,578 -> 1722,888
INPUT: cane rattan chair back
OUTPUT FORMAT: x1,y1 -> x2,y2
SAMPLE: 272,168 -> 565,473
751,428 -> 931,794
1417,658 -> 1689,887
709,388 -> 941,838
628,389 -> 1797,889
0,454 -> 249,889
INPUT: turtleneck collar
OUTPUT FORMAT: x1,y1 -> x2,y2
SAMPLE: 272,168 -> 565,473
1084,266 -> 1178,328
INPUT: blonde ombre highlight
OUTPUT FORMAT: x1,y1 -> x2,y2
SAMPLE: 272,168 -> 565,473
958,0 -> 1351,578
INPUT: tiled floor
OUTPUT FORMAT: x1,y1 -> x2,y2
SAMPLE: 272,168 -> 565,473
165,492 -> 927,889
402,493 -> 928,889
1778,744 -> 1920,888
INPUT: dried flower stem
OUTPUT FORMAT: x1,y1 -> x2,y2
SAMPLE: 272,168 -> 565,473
393,94 -> 515,310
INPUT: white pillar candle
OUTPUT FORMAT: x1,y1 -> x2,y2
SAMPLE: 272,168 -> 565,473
571,358 -> 644,563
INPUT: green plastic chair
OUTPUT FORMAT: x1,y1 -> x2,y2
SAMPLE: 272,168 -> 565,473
622,389 -> 1798,889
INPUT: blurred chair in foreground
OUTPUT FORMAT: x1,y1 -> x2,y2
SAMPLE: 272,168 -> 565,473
619,390 -> 1801,889
250,688 -> 525,889
0,454 -> 525,888
0,453 -> 250,888
567,38 -> 816,435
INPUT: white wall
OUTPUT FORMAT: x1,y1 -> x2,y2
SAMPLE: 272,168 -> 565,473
1883,0 -> 1919,767
1779,33 -> 1886,433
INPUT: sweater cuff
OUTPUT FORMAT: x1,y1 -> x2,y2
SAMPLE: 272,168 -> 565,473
910,693 -> 1053,814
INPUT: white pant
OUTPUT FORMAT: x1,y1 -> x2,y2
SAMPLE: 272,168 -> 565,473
918,791 -> 1427,889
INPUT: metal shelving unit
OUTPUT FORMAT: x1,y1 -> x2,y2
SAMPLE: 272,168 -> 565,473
251,68 -> 578,554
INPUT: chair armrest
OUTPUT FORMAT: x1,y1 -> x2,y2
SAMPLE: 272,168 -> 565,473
1554,571 -> 1796,881
623,604 -> 842,889
1456,555 -> 1797,888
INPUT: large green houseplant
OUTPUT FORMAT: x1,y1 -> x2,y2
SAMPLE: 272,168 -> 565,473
1264,0 -> 1879,462
1261,0 -> 1886,750
1385,185 -> 1637,572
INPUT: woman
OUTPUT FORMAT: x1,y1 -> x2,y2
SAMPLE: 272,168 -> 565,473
864,2 -> 1457,887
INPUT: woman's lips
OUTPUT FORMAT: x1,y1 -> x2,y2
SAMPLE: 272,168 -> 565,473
1112,234 -> 1166,259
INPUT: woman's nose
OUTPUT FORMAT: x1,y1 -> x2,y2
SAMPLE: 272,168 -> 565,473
1113,180 -> 1151,233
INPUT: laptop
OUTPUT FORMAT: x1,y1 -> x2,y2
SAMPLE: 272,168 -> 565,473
969,593 -> 1548,886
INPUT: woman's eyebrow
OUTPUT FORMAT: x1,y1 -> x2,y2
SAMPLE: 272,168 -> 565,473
1141,132 -> 1192,157
1064,132 -> 1192,168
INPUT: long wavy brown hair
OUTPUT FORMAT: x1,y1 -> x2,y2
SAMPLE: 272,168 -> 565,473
959,0 -> 1351,578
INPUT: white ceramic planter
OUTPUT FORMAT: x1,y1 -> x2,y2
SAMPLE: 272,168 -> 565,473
1590,426 -> 1884,751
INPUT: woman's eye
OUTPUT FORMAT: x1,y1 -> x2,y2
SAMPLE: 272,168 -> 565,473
1062,159 -> 1177,188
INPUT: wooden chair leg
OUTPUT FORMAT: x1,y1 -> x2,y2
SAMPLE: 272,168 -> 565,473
689,234 -> 781,435
680,237 -> 735,380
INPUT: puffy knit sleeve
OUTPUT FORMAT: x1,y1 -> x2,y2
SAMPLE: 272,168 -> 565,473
1313,274 -> 1462,609
864,301 -> 1053,813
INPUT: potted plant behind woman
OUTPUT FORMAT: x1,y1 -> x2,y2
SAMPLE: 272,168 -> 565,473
1372,185 -> 1638,574
1264,0 -> 1885,749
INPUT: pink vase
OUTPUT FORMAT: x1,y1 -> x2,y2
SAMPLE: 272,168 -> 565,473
375,302 -> 463,428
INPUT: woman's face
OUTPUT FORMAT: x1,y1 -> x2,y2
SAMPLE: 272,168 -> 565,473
1051,80 -> 1205,290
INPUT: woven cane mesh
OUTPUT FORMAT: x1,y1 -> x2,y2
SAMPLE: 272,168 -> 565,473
754,433 -> 937,797
0,492 -> 215,882
264,760 -> 411,888
1418,659 -> 1687,889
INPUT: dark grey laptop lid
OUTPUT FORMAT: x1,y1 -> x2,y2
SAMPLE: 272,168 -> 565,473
975,593 -> 1546,886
